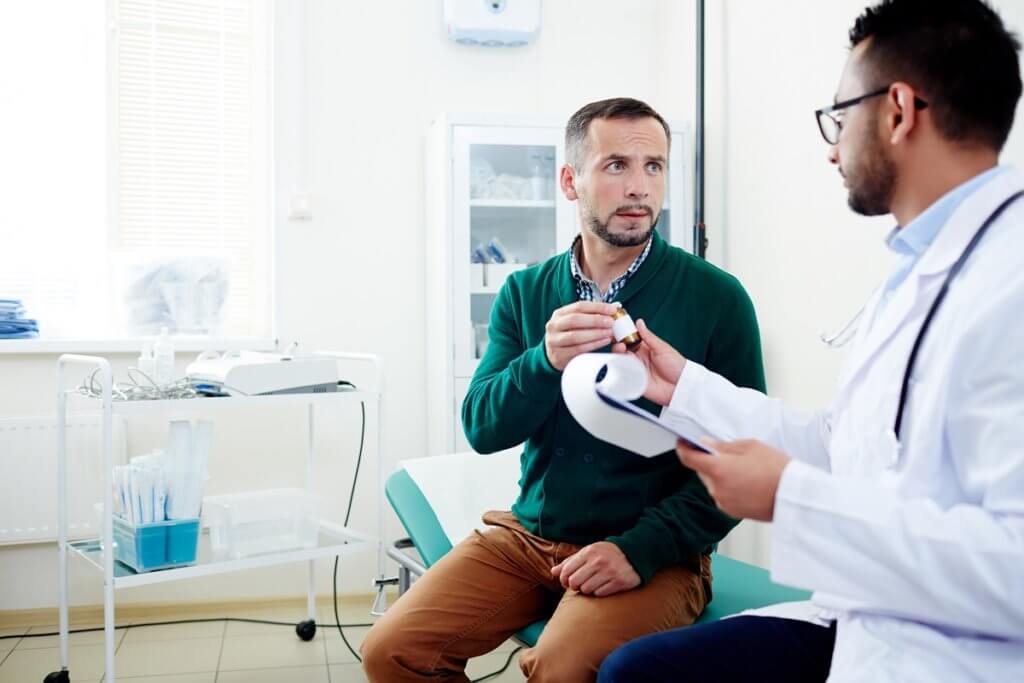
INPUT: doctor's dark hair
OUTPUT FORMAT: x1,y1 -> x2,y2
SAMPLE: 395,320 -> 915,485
565,98 -> 671,169
849,0 -> 1022,151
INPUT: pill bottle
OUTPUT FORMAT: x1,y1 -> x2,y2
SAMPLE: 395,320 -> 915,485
611,303 -> 642,350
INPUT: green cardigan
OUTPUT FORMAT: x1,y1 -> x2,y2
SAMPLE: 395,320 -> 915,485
461,231 -> 766,583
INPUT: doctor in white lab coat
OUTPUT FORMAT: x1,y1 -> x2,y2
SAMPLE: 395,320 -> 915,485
598,1 -> 1024,682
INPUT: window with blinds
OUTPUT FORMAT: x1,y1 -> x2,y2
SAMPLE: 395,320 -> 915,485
0,0 -> 272,342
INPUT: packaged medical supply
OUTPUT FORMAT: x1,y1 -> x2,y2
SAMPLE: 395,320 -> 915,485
112,515 -> 199,573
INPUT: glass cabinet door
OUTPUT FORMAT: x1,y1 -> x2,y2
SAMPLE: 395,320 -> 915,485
452,126 -> 567,377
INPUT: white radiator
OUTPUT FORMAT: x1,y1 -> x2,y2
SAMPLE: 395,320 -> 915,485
0,415 -> 126,545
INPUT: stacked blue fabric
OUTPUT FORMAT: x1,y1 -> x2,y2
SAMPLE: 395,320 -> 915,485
0,299 -> 39,339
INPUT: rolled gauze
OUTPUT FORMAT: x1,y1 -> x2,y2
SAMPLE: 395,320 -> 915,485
561,353 -> 677,457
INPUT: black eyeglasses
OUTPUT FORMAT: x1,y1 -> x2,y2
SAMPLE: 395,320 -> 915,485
815,86 -> 928,145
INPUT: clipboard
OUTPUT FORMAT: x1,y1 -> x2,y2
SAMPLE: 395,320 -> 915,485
595,387 -> 719,454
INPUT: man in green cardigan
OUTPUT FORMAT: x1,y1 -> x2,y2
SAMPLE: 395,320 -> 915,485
362,98 -> 766,683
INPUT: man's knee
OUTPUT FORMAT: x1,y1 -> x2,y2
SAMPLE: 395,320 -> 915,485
519,639 -> 606,683
360,618 -> 395,679
360,615 -> 423,681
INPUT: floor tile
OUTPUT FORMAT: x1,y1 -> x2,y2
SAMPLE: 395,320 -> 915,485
0,644 -> 106,682
120,619 -> 225,643
117,674 -> 215,683
323,626 -> 368,665
18,623 -> 124,650
217,665 -> 329,682
218,632 -> 326,672
0,628 -> 26,662
114,638 -> 222,678
329,662 -> 368,683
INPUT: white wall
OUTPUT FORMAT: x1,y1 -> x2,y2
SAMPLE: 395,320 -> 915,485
6,0 -> 1024,612
714,0 -> 1024,565
0,0 -> 699,612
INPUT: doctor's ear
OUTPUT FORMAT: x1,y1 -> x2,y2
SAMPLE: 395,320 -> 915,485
888,83 -> 920,145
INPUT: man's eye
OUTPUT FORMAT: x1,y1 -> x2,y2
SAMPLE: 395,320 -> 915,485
607,161 -> 624,172
646,162 -> 663,173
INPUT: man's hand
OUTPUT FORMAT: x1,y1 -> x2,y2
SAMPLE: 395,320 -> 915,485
544,301 -> 618,371
611,319 -> 687,406
550,541 -> 641,597
677,439 -> 791,522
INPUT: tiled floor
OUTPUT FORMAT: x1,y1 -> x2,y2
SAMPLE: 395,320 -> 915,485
0,603 -> 526,682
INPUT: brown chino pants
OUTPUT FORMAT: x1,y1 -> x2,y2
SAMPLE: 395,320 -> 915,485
361,511 -> 711,683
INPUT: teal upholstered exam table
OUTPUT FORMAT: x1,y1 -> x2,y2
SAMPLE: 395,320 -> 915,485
383,459 -> 810,648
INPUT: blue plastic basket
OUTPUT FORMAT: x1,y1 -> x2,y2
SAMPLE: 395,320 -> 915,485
112,516 -> 200,572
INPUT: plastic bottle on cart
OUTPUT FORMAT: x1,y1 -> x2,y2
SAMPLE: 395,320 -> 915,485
153,327 -> 175,385
138,342 -> 157,381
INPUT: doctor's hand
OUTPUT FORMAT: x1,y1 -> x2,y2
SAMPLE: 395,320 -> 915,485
544,301 -> 618,371
677,439 -> 791,522
612,319 -> 687,406
551,541 -> 641,597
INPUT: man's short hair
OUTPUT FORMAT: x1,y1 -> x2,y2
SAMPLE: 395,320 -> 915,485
849,0 -> 1022,151
564,98 -> 671,169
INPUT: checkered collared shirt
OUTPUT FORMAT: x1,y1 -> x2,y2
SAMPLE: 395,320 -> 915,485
568,234 -> 652,303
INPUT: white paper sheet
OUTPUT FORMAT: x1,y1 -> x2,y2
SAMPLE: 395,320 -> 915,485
562,353 -> 718,456
401,450 -> 521,544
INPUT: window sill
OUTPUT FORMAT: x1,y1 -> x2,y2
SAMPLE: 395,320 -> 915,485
0,337 -> 278,355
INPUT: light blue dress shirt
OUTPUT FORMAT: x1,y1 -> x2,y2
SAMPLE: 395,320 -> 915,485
877,165 -> 1006,314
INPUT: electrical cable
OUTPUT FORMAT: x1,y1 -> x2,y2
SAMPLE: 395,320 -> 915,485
332,388 -> 365,663
0,617 -> 373,640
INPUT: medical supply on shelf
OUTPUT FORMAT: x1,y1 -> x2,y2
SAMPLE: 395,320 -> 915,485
112,515 -> 199,573
611,302 -> 641,350
137,342 -> 157,381
186,350 -> 339,396
204,488 -> 320,560
112,419 -> 211,526
486,237 -> 509,264
153,327 -> 175,385
0,298 -> 39,339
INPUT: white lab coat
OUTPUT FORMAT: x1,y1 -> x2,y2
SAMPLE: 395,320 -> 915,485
666,168 -> 1024,681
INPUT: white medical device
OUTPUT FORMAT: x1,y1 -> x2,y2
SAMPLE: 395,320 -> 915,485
186,351 -> 339,396
444,0 -> 541,47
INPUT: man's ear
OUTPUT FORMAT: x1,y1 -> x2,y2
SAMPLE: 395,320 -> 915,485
888,82 -> 918,145
560,163 -> 579,201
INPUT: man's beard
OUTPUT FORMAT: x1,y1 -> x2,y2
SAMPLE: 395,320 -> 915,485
845,127 -> 896,217
584,204 -> 660,247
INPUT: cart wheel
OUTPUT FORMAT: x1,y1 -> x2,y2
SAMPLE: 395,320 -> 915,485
296,619 -> 316,641
44,670 -> 70,683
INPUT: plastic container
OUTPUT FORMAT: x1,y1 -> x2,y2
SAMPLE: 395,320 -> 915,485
112,515 -> 200,573
203,488 -> 320,560
153,326 -> 175,385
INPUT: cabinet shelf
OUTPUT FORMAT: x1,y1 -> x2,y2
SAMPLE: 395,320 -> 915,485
67,520 -> 370,589
66,388 -> 378,416
469,198 -> 555,209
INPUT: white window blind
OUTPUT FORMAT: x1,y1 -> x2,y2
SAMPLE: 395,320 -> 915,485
0,0 -> 272,342
115,0 -> 272,339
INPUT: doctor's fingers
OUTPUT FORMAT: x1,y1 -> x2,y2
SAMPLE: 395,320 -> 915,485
635,319 -> 670,351
677,443 -> 721,475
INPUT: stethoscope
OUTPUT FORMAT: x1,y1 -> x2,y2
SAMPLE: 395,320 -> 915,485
818,190 -> 1024,442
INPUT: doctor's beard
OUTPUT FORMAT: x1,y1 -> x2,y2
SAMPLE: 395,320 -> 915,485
845,118 -> 897,217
